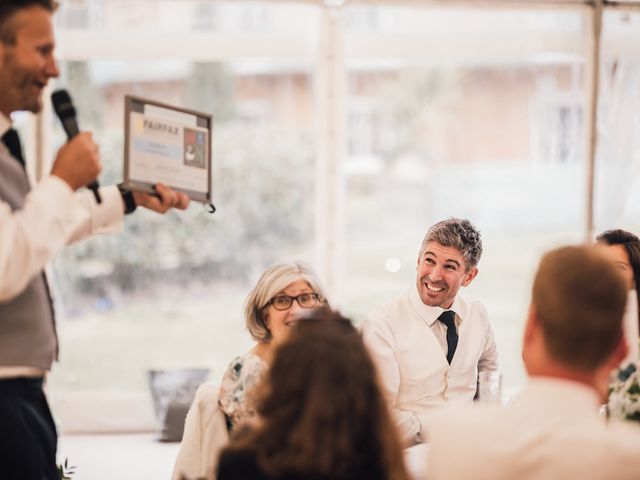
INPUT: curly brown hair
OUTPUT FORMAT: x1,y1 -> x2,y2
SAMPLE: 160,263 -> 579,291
224,309 -> 409,480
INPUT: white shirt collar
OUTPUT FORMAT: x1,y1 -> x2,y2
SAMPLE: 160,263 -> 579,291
409,286 -> 469,326
520,376 -> 602,417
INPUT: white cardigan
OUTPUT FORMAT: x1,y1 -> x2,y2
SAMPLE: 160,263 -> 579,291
172,383 -> 230,480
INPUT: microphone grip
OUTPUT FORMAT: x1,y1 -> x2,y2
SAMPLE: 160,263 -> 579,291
63,120 -> 101,204
53,89 -> 101,204
62,118 -> 80,138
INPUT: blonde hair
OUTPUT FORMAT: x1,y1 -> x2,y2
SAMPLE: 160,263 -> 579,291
244,261 -> 328,342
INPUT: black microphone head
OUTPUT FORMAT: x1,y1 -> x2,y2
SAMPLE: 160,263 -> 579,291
51,89 -> 76,121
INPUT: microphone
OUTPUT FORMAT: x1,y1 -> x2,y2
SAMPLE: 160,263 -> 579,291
51,89 -> 101,203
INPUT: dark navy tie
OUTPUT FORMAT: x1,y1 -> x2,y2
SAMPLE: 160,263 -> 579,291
2,128 -> 25,168
438,310 -> 458,364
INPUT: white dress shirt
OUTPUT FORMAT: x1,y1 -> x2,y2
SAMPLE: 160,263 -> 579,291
0,114 -> 124,301
362,287 -> 498,445
0,113 -> 124,376
426,377 -> 640,480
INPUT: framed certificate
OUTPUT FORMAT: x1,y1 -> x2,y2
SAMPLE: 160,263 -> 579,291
122,95 -> 213,203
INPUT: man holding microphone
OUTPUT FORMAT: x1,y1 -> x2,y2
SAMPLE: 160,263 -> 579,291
0,1 -> 190,477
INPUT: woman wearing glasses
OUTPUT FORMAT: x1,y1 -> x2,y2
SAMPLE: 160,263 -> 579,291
219,261 -> 329,434
173,261 -> 329,480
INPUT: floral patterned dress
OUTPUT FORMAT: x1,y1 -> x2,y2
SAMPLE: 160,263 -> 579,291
218,352 -> 268,433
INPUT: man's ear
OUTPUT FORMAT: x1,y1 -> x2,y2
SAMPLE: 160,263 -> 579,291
593,335 -> 629,402
521,304 -> 538,373
605,335 -> 629,371
461,266 -> 478,287
523,304 -> 538,343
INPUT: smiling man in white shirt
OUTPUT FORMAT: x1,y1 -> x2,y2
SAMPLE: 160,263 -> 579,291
362,218 -> 498,446
426,245 -> 640,480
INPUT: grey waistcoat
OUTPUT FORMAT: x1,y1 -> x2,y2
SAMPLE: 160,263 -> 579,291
0,146 -> 57,370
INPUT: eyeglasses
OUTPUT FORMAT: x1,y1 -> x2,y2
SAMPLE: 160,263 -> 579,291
268,292 -> 320,311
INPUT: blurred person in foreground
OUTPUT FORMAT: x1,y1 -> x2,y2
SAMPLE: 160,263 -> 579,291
0,1 -> 189,478
426,245 -> 640,480
216,309 -> 410,480
362,218 -> 498,446
173,261 -> 329,479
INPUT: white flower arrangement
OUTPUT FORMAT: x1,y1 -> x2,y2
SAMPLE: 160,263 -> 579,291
608,362 -> 640,423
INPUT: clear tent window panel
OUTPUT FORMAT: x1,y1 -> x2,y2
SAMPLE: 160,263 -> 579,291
26,0 -> 632,431
47,1 -> 322,430
595,9 -> 640,234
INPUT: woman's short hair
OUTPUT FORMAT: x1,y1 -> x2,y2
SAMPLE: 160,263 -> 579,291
244,261 -> 328,343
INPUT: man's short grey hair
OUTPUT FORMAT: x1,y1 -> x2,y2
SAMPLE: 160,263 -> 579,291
244,261 -> 329,343
419,218 -> 483,270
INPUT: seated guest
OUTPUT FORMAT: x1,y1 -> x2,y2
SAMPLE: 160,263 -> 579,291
217,310 -> 410,480
596,229 -> 640,304
426,246 -> 640,480
362,218 -> 498,445
173,261 -> 328,480
597,229 -> 640,356
219,261 -> 329,432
